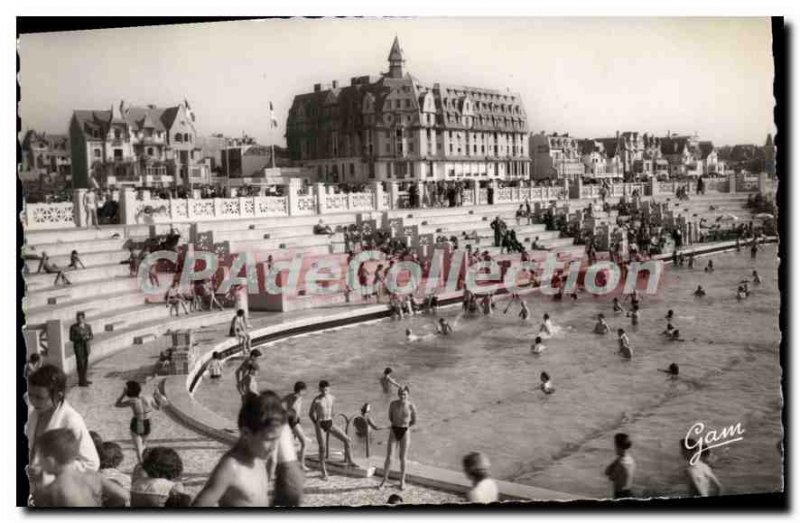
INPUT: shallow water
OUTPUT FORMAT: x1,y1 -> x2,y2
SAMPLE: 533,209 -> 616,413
195,246 -> 783,499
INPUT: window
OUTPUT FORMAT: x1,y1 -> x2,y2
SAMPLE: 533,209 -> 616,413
404,99 -> 410,108
114,149 -> 123,160
349,163 -> 355,175
175,134 -> 183,143
409,142 -> 414,153
184,133 -> 190,142
94,149 -> 101,158
147,147 -> 154,155
114,129 -> 121,139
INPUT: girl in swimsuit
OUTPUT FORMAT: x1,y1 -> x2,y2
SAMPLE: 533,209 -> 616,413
115,381 -> 156,463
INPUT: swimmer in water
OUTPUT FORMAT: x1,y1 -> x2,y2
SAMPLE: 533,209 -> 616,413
704,260 -> 714,273
531,336 -> 546,354
617,329 -> 633,359
659,363 -> 680,379
612,297 -> 625,313
518,301 -> 530,321
626,304 -> 640,326
380,368 -> 401,394
662,322 -> 676,337
405,328 -> 435,343
481,294 -> 494,315
539,372 -> 555,394
502,293 -> 519,314
539,313 -> 553,336
668,329 -> 685,342
436,318 -> 454,336
666,309 -> 675,321
694,285 -> 706,298
736,286 -> 747,301
688,254 -> 695,269
594,314 -> 610,335
752,270 -> 762,285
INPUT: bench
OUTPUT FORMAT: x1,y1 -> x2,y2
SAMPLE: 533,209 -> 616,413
47,294 -> 70,305
104,320 -> 126,332
133,333 -> 158,345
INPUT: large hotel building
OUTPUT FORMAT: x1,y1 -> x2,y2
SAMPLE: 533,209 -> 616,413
286,37 -> 530,184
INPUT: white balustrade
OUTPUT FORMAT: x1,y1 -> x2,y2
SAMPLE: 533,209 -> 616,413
23,202 -> 76,230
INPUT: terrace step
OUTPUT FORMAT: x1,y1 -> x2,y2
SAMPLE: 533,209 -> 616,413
24,249 -> 131,272
25,262 -> 131,290
24,237 -> 129,257
24,225 -> 128,245
24,275 -> 169,310
24,289 -> 150,326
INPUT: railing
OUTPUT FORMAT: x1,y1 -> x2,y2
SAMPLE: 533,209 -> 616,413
23,201 -> 76,230
296,194 -> 317,215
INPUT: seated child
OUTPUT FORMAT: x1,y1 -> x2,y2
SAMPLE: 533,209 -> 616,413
130,447 -> 185,507
98,441 -> 131,507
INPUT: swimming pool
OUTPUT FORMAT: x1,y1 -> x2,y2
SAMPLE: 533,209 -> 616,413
194,245 -> 782,499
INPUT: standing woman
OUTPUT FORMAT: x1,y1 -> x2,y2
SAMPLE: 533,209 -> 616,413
115,381 -> 156,463
379,386 -> 417,490
69,312 -> 93,387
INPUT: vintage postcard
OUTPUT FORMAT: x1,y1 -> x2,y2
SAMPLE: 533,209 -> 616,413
17,16 -> 783,509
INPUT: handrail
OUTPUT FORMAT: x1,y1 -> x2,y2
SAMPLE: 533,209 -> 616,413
324,412 -> 351,459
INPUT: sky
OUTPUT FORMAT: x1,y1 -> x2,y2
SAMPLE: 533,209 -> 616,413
18,17 -> 776,147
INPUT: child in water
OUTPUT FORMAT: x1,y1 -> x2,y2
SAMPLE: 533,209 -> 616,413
659,363 -> 680,379
626,304 -> 640,326
617,329 -> 633,359
752,270 -> 762,285
518,301 -> 530,321
612,297 -> 625,313
693,285 -> 706,298
539,314 -> 553,336
539,372 -> 555,394
704,260 -> 714,273
531,336 -> 546,354
594,314 -> 610,335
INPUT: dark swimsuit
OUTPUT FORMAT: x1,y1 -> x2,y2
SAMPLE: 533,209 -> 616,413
319,420 -> 333,432
391,426 -> 408,440
130,418 -> 151,437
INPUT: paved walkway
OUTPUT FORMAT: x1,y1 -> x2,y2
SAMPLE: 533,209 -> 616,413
65,307 -> 463,507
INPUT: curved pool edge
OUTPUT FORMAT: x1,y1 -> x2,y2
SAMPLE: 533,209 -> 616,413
161,237 -> 777,503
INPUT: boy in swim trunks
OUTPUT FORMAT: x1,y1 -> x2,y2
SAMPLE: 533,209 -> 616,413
282,382 -> 309,471
235,350 -> 262,394
605,433 -> 635,498
379,386 -> 417,490
193,391 -> 303,507
308,380 -> 356,480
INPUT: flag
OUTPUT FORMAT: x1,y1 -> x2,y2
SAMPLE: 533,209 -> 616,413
269,101 -> 278,128
185,98 -> 195,122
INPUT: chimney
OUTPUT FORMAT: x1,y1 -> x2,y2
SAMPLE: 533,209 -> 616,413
314,83 -> 322,92
332,80 -> 339,89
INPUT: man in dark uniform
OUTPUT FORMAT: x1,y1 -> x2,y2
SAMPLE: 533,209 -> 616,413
69,312 -> 93,387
